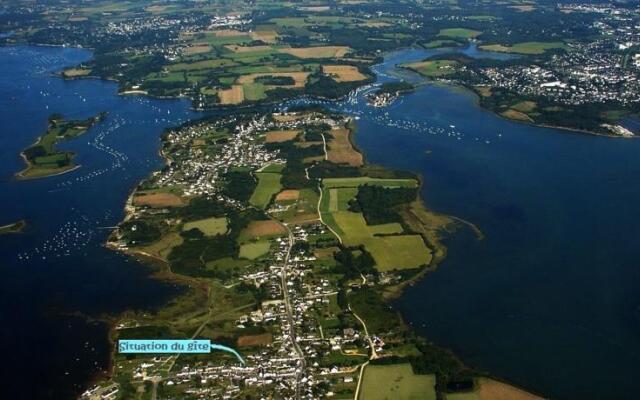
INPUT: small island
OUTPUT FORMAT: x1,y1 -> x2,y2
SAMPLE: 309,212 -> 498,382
0,220 -> 26,235
16,112 -> 106,179
367,81 -> 415,107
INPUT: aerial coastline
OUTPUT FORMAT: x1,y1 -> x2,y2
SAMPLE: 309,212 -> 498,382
399,60 -> 638,139
0,219 -> 26,235
466,85 -> 637,138
94,99 -> 541,399
16,112 -> 106,180
3,1 -> 640,399
46,39 -> 540,400
1,38 -> 610,400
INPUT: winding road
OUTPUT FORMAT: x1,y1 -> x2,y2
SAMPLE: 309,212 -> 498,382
280,222 -> 306,399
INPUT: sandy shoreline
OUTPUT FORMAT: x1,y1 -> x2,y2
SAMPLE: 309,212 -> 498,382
15,151 -> 81,180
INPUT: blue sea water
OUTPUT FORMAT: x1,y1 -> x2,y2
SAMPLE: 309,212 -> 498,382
347,50 -> 640,400
285,46 -> 640,399
0,46 -> 201,399
2,44 -> 640,400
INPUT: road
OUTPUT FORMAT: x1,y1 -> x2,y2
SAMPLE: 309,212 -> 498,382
349,304 -> 377,359
350,304 -> 377,400
316,183 -> 343,244
321,133 -> 328,160
353,360 -> 369,400
280,222 -> 306,399
149,376 -> 160,400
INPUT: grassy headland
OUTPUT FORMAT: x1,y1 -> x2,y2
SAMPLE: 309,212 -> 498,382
99,109 -> 508,399
17,112 -> 106,179
0,220 -> 26,235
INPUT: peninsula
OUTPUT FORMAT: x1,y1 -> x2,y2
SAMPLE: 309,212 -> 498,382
0,220 -> 26,235
88,109 -> 540,400
17,112 -> 106,179
4,0 -> 638,398
367,81 -> 415,107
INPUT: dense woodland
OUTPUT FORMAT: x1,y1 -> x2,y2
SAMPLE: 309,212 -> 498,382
350,185 -> 418,225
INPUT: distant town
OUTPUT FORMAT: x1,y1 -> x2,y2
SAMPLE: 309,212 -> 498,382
3,0 -> 638,135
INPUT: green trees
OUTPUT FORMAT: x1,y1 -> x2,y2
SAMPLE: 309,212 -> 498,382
349,185 -> 418,225
377,81 -> 415,95
255,75 -> 296,85
265,141 -> 324,189
221,170 -> 257,202
333,247 -> 376,279
305,69 -> 373,99
120,220 -> 162,245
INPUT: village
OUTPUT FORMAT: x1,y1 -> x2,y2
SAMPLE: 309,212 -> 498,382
475,5 -> 640,111
477,38 -> 640,109
87,110 -> 396,399
128,222 -> 378,400
6,1 -> 639,399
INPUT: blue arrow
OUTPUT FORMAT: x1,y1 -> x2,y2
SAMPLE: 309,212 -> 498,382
211,343 -> 245,365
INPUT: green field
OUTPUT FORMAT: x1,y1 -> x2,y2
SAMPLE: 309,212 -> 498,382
148,71 -> 187,82
239,241 -> 271,260
18,113 -> 104,179
242,82 -> 267,101
237,63 -> 306,74
404,60 -> 459,77
322,177 -> 417,189
186,32 -> 253,47
139,232 -> 183,260
438,28 -> 482,39
423,39 -> 461,49
167,59 -> 238,72
369,223 -> 403,235
260,163 -> 285,173
374,236 -> 431,270
359,364 -> 436,400
182,217 -> 228,236
0,220 -> 26,235
224,48 -> 281,63
200,86 -> 217,95
480,41 -> 567,55
204,256 -> 251,273
320,183 -> 431,271
332,211 -> 377,245
250,172 -> 282,209
270,15 -> 355,28
511,101 -> 537,113
270,17 -> 310,28
328,187 -> 359,212
275,187 -> 320,223
445,392 -> 480,400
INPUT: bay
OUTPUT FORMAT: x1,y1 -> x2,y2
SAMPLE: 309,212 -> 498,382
3,43 -> 640,400
319,48 -> 640,400
0,45 -> 200,399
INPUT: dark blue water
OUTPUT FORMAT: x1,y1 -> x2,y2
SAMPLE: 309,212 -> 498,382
316,49 -> 640,400
0,46 -> 202,399
4,44 -> 639,400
